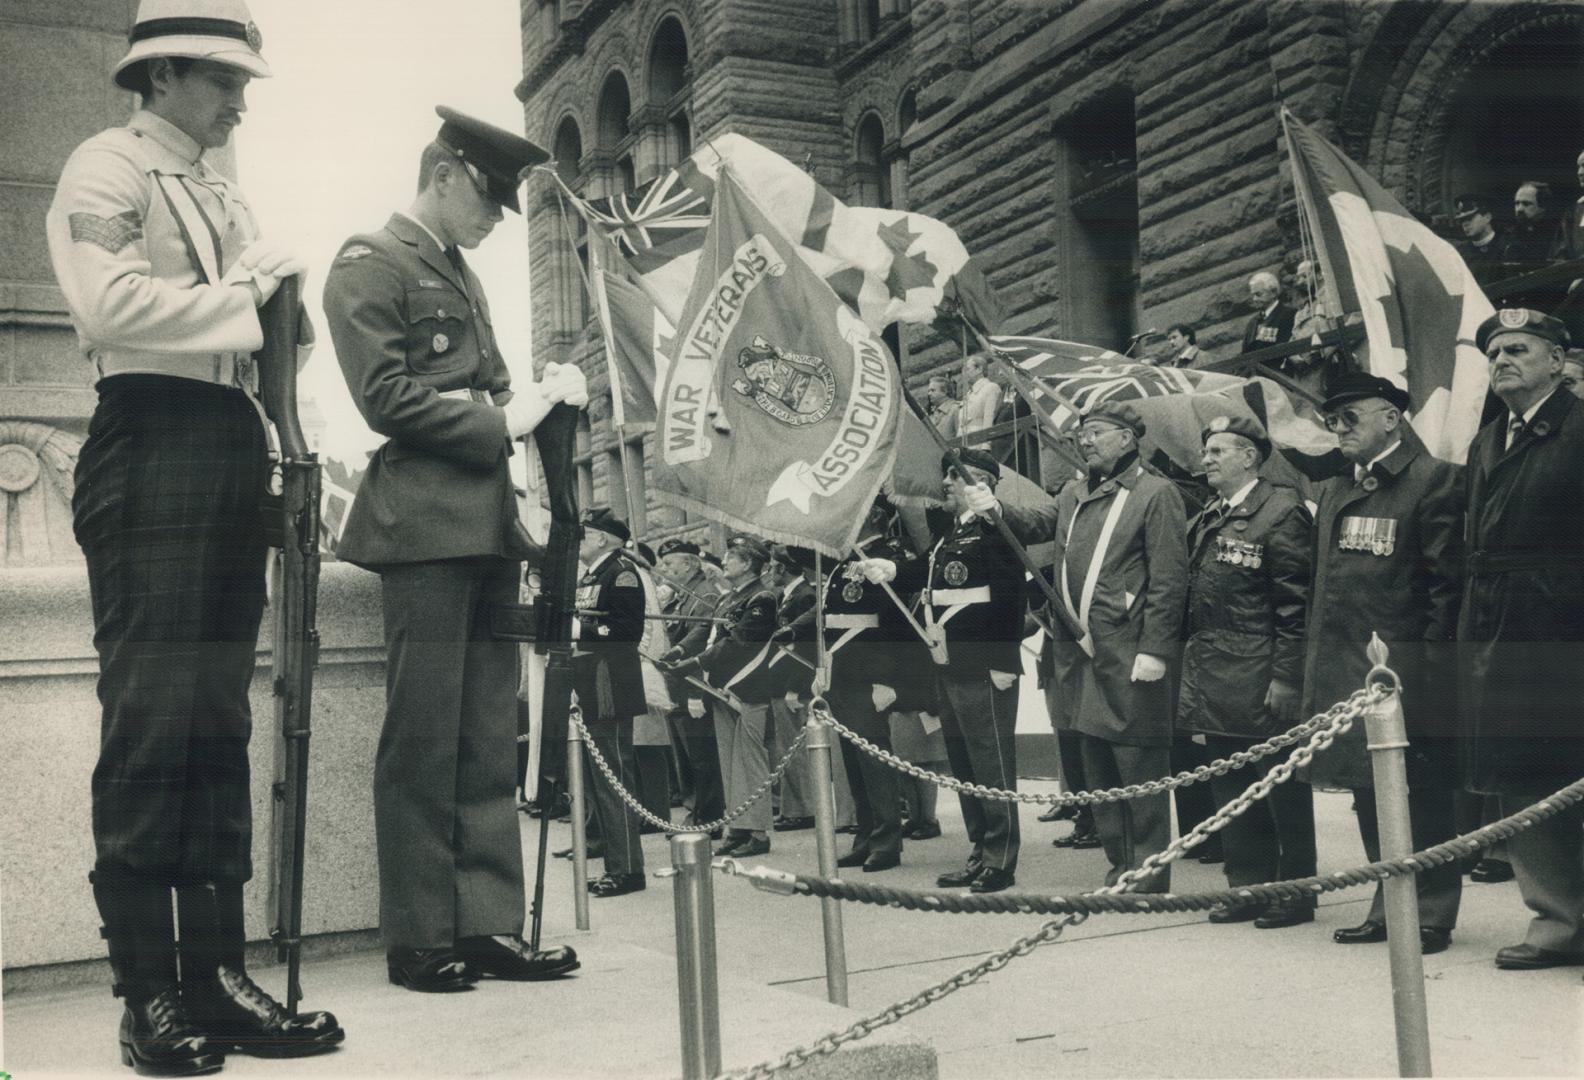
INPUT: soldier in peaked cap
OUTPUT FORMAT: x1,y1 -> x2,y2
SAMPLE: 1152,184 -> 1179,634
964,398 -> 1188,893
46,1 -> 345,1069
1460,306 -> 1584,970
1302,371 -> 1464,955
323,107 -> 585,992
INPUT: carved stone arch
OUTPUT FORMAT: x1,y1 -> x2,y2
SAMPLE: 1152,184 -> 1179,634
540,79 -> 591,149
635,2 -> 698,104
0,421 -> 83,565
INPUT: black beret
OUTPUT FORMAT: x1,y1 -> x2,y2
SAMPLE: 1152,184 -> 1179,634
657,538 -> 701,558
581,507 -> 630,543
1081,399 -> 1146,437
702,552 -> 723,569
726,534 -> 770,564
1200,414 -> 1271,460
1320,371 -> 1411,413
434,106 -> 549,214
1475,308 -> 1571,354
944,447 -> 1002,480
770,544 -> 818,573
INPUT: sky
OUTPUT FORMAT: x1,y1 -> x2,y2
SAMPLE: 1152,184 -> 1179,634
235,0 -> 537,464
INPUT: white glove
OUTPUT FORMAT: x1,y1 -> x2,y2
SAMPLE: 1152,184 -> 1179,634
687,697 -> 706,719
871,684 -> 897,712
784,691 -> 801,709
540,361 -> 588,407
860,558 -> 897,584
236,239 -> 308,279
964,482 -> 1000,518
1130,653 -> 1167,683
502,380 -> 553,437
989,669 -> 1017,691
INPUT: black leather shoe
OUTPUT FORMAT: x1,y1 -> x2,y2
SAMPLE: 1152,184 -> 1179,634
457,935 -> 580,979
1494,942 -> 1584,970
187,965 -> 343,1057
715,833 -> 751,857
862,852 -> 901,873
730,836 -> 770,857
1254,901 -> 1315,930
1038,804 -> 1079,823
906,820 -> 942,840
387,948 -> 477,992
1196,843 -> 1225,864
1471,858 -> 1515,883
1419,927 -> 1452,955
773,816 -> 815,832
1206,901 -> 1266,924
587,873 -> 647,898
1053,828 -> 1102,849
119,989 -> 225,1076
936,865 -> 982,888
552,845 -> 605,861
1333,920 -> 1387,945
835,850 -> 869,868
970,868 -> 1016,893
834,824 -> 858,834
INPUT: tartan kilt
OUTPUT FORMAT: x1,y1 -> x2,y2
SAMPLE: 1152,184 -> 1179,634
73,375 -> 271,884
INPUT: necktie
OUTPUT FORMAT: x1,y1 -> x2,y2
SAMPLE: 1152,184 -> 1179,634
1507,415 -> 1525,450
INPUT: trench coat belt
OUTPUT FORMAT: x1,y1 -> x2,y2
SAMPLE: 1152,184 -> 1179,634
438,387 -> 497,404
1466,549 -> 1584,575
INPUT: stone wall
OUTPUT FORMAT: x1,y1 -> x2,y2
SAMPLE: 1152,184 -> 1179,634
0,562 -> 388,977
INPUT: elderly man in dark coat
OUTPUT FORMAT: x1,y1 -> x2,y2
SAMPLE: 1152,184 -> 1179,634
1179,416 -> 1316,930
1303,373 -> 1464,955
972,401 -> 1188,892
1459,309 -> 1584,971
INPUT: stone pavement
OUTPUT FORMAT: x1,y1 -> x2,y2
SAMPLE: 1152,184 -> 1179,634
4,784 -> 1581,1078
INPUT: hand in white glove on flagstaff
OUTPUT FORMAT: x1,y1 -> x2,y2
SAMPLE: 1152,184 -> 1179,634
502,380 -> 553,438
539,361 -> 588,407
871,684 -> 898,712
687,697 -> 707,720
964,481 -> 1000,518
989,669 -> 1017,691
1129,653 -> 1167,683
859,558 -> 897,585
784,691 -> 801,709
236,239 -> 308,280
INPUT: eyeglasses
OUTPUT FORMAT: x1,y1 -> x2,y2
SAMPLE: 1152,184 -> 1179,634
1076,425 -> 1127,443
1321,404 -> 1394,432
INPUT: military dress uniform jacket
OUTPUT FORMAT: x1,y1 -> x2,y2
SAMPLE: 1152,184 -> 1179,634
1002,460 -> 1189,745
769,577 -> 817,697
1241,302 -> 1297,353
1302,440 -> 1463,789
572,551 -> 647,721
695,578 -> 782,706
787,542 -> 914,693
322,214 -> 517,569
890,514 -> 1027,676
1178,481 -> 1311,740
46,110 -> 265,384
1458,390 -> 1584,797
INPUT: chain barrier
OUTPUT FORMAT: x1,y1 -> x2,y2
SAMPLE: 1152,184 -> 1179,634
718,677 -> 1385,1079
570,706 -> 810,835
812,686 -> 1374,806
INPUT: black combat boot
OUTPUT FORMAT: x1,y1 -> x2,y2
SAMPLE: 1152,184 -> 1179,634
92,872 -> 224,1077
177,884 -> 344,1057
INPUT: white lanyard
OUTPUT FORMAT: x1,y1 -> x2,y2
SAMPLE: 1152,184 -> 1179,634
1060,482 -> 1131,657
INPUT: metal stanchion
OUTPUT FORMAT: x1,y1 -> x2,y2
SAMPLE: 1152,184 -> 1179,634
804,707 -> 850,1006
1363,634 -> 1432,1077
662,833 -> 722,1080
567,718 -> 591,932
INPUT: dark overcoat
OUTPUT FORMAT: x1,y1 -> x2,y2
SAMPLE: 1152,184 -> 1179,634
1458,389 -> 1584,796
322,214 -> 517,569
1302,440 -> 1463,789
1178,480 -> 1311,740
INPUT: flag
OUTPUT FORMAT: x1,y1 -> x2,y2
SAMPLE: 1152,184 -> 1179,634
318,456 -> 364,556
653,168 -> 902,558
588,225 -> 673,429
987,333 -> 1130,372
572,133 -> 1002,334
1282,109 -> 1491,463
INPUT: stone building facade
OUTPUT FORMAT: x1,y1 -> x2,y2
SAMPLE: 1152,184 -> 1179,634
516,0 -> 1584,519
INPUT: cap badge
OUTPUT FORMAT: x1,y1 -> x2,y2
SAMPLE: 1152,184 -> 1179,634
245,21 -> 263,52
1498,308 -> 1530,329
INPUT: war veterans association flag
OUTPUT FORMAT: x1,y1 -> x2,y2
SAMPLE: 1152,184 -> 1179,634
1283,110 -> 1491,463
655,169 -> 901,557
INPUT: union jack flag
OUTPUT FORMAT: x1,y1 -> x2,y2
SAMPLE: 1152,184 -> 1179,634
987,333 -> 1129,376
581,161 -> 715,273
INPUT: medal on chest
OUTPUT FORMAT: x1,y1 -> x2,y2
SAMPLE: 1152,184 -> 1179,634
841,579 -> 864,603
942,560 -> 970,586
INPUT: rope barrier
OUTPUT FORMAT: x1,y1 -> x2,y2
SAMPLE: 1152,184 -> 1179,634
721,775 -> 1584,916
812,686 -> 1374,806
718,674 -> 1383,1079
570,705 -> 810,834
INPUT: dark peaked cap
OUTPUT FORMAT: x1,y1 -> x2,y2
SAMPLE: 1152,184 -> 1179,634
434,106 -> 548,214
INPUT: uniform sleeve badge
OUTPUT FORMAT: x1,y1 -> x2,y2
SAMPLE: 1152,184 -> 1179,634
338,244 -> 373,261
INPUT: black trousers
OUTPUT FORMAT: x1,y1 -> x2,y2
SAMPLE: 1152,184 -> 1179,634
938,670 -> 1020,873
1081,736 -> 1172,893
829,681 -> 903,858
1355,784 -> 1462,930
376,557 -> 523,950
1204,734 -> 1317,891
584,715 -> 645,877
1172,736 -> 1220,847
74,376 -> 269,885
669,703 -> 724,825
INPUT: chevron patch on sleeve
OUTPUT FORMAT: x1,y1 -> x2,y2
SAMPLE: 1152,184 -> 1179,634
69,210 -> 143,254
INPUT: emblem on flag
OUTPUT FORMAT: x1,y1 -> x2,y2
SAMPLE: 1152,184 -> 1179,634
731,335 -> 837,426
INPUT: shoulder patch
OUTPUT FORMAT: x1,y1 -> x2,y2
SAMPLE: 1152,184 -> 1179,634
69,210 -> 142,254
613,570 -> 640,588
337,244 -> 373,261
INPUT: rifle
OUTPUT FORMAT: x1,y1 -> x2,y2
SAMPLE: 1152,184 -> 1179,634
257,277 -> 320,1016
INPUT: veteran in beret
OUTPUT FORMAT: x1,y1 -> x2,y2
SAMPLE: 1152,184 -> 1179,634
323,107 -> 585,991
655,538 -> 727,826
966,401 -> 1188,892
1179,416 -> 1317,929
1459,309 -> 1584,971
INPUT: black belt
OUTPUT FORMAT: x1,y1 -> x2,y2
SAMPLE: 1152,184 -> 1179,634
1467,550 -> 1584,575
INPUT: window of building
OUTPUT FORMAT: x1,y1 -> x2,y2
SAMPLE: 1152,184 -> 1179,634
852,112 -> 890,208
553,116 -> 588,331
648,17 -> 693,168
